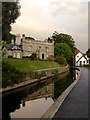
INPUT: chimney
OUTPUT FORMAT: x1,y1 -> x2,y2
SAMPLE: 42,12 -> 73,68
15,34 -> 21,45
11,39 -> 14,44
22,34 -> 25,41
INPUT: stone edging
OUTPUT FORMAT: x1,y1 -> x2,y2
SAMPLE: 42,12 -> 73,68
41,67 -> 81,119
0,66 -> 69,93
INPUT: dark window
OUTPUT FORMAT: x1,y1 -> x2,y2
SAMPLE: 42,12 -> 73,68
83,61 -> 85,64
42,54 -> 44,59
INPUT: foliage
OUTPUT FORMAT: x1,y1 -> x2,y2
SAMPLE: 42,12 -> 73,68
34,72 -> 46,79
8,55 -> 13,58
47,31 -> 76,53
54,43 -> 72,62
2,58 -> 61,72
1,41 -> 7,47
52,69 -> 58,74
30,53 -> 38,60
2,61 -> 26,88
46,55 -> 56,61
56,56 -> 67,65
86,48 -> 90,58
2,1 -> 21,43
83,64 -> 90,70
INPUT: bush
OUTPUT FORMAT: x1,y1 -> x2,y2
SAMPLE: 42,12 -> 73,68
2,61 -> 26,88
34,71 -> 46,79
8,55 -> 13,58
56,56 -> 67,65
52,69 -> 58,74
30,53 -> 38,60
46,55 -> 56,61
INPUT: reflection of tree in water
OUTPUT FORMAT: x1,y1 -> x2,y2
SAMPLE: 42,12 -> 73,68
2,70 -> 73,120
54,70 -> 73,99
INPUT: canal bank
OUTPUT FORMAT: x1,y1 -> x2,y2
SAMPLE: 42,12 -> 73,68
1,65 -> 69,93
2,68 -> 75,119
41,67 -> 81,119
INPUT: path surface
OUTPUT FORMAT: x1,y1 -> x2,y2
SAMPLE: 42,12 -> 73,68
53,68 -> 88,118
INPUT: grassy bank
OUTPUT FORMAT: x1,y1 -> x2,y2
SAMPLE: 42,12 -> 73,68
3,58 -> 61,72
2,58 -> 62,88
83,64 -> 90,70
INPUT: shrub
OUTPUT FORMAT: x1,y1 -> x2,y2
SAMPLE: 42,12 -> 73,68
8,55 -> 13,58
34,71 -> 46,79
56,56 -> 67,65
2,61 -> 26,88
30,53 -> 38,60
46,55 -> 56,61
52,69 -> 58,74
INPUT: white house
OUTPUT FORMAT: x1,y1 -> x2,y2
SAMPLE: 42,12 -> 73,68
73,50 -> 89,67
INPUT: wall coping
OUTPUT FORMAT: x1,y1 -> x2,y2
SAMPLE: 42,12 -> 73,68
33,65 -> 68,72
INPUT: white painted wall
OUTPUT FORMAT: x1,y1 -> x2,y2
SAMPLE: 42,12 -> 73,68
75,52 -> 89,66
75,52 -> 82,62
76,56 -> 88,66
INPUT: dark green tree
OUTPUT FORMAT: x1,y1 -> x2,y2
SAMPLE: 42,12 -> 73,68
86,48 -> 90,58
47,31 -> 76,53
54,43 -> 72,63
2,1 -> 21,43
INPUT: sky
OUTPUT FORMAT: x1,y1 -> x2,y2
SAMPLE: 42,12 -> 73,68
11,0 -> 89,52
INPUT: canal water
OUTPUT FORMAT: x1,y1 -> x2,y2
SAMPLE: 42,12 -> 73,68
2,69 -> 79,119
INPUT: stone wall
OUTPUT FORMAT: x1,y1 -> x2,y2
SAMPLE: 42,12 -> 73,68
25,65 -> 69,80
22,38 -> 54,59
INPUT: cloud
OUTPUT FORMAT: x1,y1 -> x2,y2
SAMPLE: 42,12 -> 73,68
11,0 -> 88,52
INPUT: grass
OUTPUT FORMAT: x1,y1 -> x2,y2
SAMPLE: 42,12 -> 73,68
2,58 -> 61,72
83,64 -> 90,70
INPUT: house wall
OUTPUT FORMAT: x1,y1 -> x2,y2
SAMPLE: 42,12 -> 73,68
22,39 -> 54,59
75,52 -> 82,63
76,57 -> 88,66
7,50 -> 13,56
12,50 -> 22,58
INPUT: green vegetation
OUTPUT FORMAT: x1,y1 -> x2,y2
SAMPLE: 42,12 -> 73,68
55,56 -> 67,66
2,61 -> 26,88
52,69 -> 58,74
2,1 -> 21,43
54,43 -> 72,64
86,48 -> 90,59
47,31 -> 76,53
3,58 -> 61,72
2,58 -> 61,88
35,72 -> 46,79
47,31 -> 76,66
83,64 -> 90,70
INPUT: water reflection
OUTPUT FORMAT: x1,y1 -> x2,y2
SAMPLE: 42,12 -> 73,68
2,69 -> 78,119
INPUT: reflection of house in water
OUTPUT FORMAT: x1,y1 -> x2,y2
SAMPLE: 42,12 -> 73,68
73,69 -> 79,80
21,83 -> 54,107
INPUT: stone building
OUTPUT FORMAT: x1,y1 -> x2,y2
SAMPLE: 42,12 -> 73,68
3,34 -> 54,59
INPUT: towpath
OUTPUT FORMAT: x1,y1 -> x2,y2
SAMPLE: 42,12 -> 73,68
53,68 -> 88,118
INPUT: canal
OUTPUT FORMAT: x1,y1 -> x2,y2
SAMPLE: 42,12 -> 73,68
2,69 -> 79,119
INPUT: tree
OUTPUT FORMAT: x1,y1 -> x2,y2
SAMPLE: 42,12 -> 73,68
86,48 -> 90,58
47,31 -> 76,53
2,1 -> 21,43
54,43 -> 72,63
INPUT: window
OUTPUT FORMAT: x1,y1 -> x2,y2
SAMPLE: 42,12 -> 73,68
46,47 -> 48,52
29,46 -> 32,51
83,61 -> 85,64
17,53 -> 20,58
13,52 -> 16,58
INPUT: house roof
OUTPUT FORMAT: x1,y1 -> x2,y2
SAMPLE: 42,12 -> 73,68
75,49 -> 80,55
6,44 -> 23,51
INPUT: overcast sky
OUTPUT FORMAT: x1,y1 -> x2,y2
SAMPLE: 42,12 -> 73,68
11,0 -> 89,52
